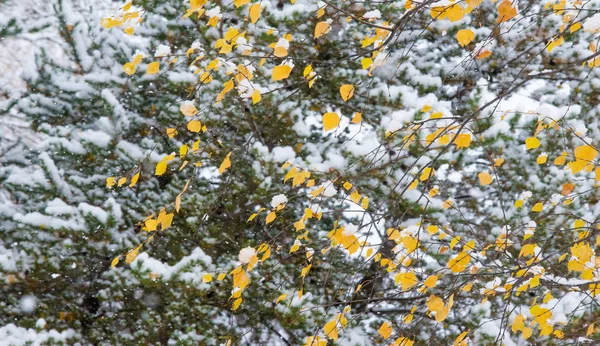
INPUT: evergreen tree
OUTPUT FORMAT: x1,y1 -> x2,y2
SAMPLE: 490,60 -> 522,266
4,0 -> 600,345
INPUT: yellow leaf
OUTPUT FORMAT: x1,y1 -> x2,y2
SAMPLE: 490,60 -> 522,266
180,101 -> 198,116
395,271 -> 418,291
275,294 -> 287,304
421,105 -> 432,112
477,49 -> 492,60
157,210 -> 173,230
175,194 -> 182,213
378,321 -> 392,339
340,84 -> 355,102
351,112 -> 362,124
106,177 -> 116,187
323,112 -> 340,131
180,144 -> 189,159
430,111 -> 443,119
132,53 -> 143,65
314,21 -> 331,38
233,0 -> 249,8
202,273 -> 213,282
450,236 -> 461,250
587,323 -> 595,336
217,272 -> 226,280
252,89 -> 261,104
531,202 -> 543,212
547,36 -> 564,53
272,65 -> 292,81
155,161 -> 168,176
408,179 -> 418,190
424,275 -> 438,288
309,186 -> 325,198
261,247 -> 271,262
249,4 -> 261,24
454,331 -> 469,345
125,243 -> 143,264
427,225 -> 438,235
456,29 -> 475,46
448,251 -> 470,272
349,190 -> 361,203
290,240 -> 301,253
232,297 -> 243,310
494,158 -> 504,166
420,167 -> 434,181
124,26 -> 134,35
111,256 -> 120,268
519,244 -> 536,257
123,62 -> 136,75
361,197 -> 369,209
117,177 -> 127,187
454,133 -> 471,149
447,4 -> 465,22
129,172 -> 140,187
427,295 -> 444,313
266,211 -> 277,224
537,153 -> 547,164
361,57 -> 372,69
219,152 -> 232,174
570,22 -> 582,33
187,120 -> 202,133
323,319 -> 338,340
166,128 -> 178,138
478,171 -> 493,185
574,144 -> 598,162
525,137 -> 540,150
497,0 -> 517,23
146,61 -> 160,75
144,218 -> 158,232
555,152 -> 567,166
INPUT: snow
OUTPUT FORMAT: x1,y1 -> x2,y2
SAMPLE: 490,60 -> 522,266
13,212 -> 84,231
78,203 -> 109,224
270,194 -> 288,208
362,10 -> 381,19
584,13 -> 600,32
19,296 -> 37,313
2,0 -> 600,344
275,38 -> 289,50
39,152 -> 73,200
0,324 -> 76,346
271,146 -> 296,163
78,129 -> 112,148
35,319 -> 46,329
238,247 -> 257,264
154,44 -> 171,57
45,198 -> 77,216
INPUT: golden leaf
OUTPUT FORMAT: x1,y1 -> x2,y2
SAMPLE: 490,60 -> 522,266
219,152 -> 232,174
249,4 -> 261,24
187,120 -> 202,133
146,61 -> 160,75
129,172 -> 140,187
323,112 -> 340,131
456,29 -> 475,46
272,65 -> 292,81
378,321 -> 392,339
314,21 -> 331,38
339,84 -> 355,102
